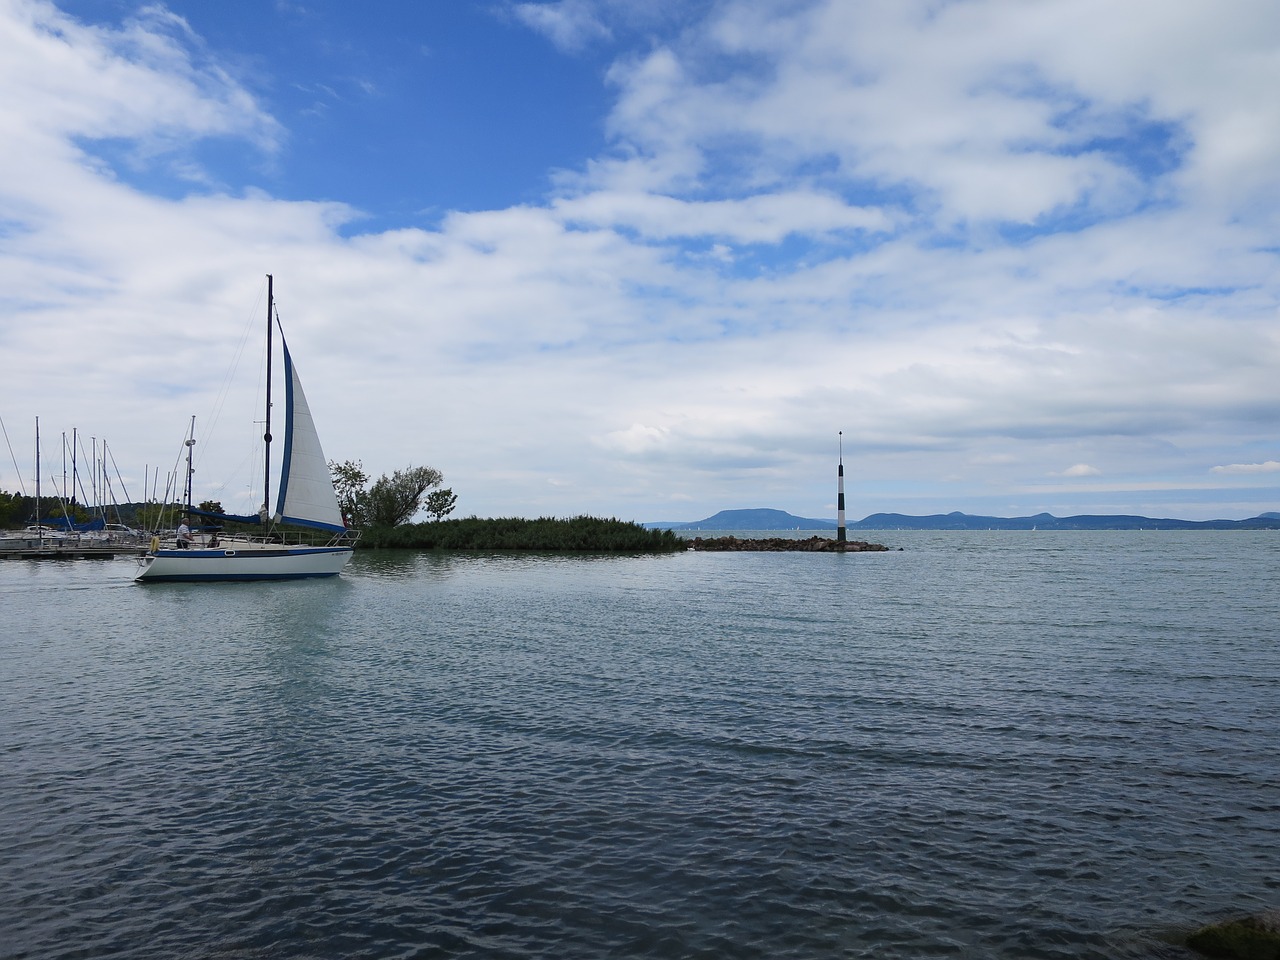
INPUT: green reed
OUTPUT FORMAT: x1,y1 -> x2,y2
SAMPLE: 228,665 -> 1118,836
355,515 -> 685,553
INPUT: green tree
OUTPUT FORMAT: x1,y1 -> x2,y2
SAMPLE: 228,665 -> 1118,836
329,459 -> 370,527
423,487 -> 457,521
328,461 -> 445,528
0,491 -> 33,529
49,500 -> 90,525
366,466 -> 443,527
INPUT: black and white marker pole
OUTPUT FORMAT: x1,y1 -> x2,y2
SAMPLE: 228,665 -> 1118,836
837,431 -> 846,543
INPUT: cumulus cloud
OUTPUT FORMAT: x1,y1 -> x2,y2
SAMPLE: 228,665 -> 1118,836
580,0 -> 1280,232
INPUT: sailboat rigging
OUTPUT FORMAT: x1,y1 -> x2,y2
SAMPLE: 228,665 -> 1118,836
135,275 -> 356,582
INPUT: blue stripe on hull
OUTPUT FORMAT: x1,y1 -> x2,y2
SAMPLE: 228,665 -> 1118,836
138,571 -> 343,582
149,548 -> 350,559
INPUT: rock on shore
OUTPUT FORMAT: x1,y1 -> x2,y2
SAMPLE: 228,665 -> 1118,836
685,535 -> 891,552
1186,909 -> 1280,959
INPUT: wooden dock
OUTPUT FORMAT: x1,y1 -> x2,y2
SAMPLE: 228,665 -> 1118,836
0,538 -> 148,560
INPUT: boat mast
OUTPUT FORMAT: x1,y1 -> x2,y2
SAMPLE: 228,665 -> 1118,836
183,416 -> 196,515
99,439 -> 107,523
263,273 -> 274,520
72,429 -> 81,516
34,417 -> 41,539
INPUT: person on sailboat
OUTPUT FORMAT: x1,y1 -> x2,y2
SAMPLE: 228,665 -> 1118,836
176,518 -> 193,549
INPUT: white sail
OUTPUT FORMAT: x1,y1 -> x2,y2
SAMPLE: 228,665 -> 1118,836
275,339 -> 345,531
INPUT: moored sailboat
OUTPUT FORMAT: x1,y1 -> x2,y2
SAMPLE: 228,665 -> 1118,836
135,276 -> 356,582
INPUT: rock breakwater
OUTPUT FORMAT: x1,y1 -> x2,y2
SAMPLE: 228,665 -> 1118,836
685,535 -> 891,552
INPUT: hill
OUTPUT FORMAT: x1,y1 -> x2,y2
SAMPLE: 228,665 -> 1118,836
648,508 -> 836,531
854,511 -> 1280,530
647,509 -> 1280,531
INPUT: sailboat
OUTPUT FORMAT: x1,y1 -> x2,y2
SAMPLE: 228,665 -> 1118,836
135,276 -> 356,582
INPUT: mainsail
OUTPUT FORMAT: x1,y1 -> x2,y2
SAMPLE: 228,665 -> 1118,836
275,338 -> 345,531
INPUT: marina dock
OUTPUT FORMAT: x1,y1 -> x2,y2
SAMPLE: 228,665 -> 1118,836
0,537 -> 148,560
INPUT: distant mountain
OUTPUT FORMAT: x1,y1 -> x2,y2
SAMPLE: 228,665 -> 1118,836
850,511 -> 1280,531
648,508 -> 836,531
647,509 -> 1280,531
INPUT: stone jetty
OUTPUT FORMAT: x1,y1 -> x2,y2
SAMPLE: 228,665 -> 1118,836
685,535 -> 891,552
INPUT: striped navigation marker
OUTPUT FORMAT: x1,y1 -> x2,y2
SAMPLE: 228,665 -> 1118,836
837,431 -> 846,543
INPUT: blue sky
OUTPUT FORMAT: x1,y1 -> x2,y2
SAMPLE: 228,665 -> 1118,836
54,1 -> 619,220
2,0 -> 1278,522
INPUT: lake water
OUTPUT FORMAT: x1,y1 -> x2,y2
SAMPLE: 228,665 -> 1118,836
2,531 -> 1277,959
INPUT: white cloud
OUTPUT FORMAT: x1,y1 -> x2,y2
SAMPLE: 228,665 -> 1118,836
1211,461 -> 1280,475
0,1 -> 279,149
511,0 -> 611,53
1058,464 -> 1102,478
555,189 -> 891,243
585,0 -> 1280,229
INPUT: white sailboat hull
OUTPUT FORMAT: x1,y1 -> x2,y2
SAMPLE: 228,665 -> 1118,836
135,542 -> 352,582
